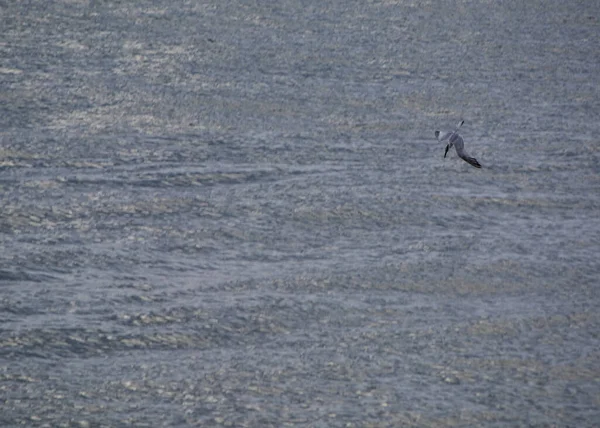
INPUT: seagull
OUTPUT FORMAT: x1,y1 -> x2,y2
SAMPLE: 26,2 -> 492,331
435,120 -> 481,168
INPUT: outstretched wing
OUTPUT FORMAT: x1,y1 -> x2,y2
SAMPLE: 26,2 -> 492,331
444,144 -> 451,158
459,153 -> 482,168
454,139 -> 481,168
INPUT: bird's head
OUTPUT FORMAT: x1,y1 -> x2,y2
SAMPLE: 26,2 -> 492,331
434,130 -> 440,138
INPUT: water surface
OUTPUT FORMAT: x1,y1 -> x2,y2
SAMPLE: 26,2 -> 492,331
1,0 -> 599,426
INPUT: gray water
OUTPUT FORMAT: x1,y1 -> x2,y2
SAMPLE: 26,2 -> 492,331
1,1 -> 599,426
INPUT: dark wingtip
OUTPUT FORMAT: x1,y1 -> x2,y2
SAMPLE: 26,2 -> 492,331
461,156 -> 482,168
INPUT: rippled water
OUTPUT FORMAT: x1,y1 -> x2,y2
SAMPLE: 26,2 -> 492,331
2,1 -> 599,426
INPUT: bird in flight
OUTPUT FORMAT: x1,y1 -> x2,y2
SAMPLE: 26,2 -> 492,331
435,120 -> 481,168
